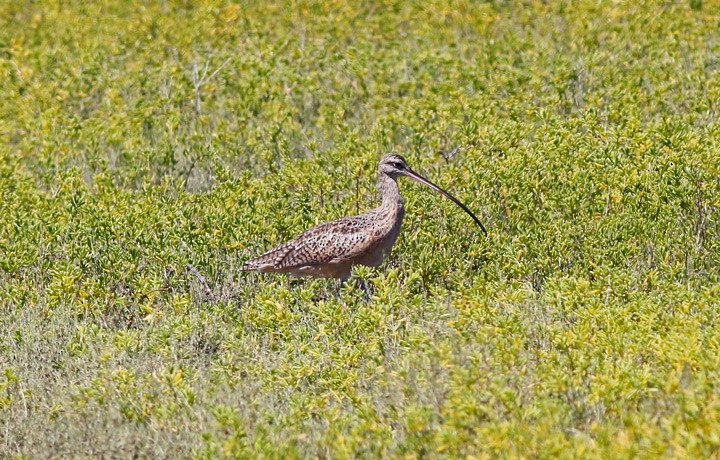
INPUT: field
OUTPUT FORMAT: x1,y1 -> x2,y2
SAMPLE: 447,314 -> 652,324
1,0 -> 720,458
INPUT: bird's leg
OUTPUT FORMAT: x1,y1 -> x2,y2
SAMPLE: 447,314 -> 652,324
337,276 -> 348,297
337,276 -> 369,300
359,278 -> 371,300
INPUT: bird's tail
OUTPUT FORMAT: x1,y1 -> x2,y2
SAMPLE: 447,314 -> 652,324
241,245 -> 293,272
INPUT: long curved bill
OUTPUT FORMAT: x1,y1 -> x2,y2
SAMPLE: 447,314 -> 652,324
404,168 -> 487,235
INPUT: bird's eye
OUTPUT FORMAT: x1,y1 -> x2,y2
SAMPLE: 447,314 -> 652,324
393,162 -> 404,169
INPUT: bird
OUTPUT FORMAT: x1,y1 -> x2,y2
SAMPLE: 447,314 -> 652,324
241,153 -> 486,285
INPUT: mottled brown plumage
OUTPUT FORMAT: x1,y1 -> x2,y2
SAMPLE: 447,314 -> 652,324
242,154 -> 486,282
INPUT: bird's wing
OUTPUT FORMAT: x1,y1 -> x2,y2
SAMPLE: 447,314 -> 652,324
242,216 -> 372,271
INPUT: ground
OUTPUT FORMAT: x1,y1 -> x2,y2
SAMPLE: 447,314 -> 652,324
1,0 -> 719,458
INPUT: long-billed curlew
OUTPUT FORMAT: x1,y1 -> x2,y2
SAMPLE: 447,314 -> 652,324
241,154 -> 486,284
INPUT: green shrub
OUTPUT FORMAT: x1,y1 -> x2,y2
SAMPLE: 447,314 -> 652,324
1,0 -> 719,457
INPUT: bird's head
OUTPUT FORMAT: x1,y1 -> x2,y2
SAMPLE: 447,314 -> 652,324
378,153 -> 411,179
377,152 -> 487,235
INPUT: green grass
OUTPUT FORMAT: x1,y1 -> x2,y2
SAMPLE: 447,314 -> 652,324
1,0 -> 719,457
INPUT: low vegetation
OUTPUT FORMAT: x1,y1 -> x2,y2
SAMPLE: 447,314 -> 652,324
1,0 -> 719,457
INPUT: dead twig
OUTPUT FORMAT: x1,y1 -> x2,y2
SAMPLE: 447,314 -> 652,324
192,57 -> 231,115
182,159 -> 197,191
186,264 -> 214,300
442,145 -> 463,162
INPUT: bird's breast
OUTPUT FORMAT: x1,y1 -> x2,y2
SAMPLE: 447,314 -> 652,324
353,206 -> 405,268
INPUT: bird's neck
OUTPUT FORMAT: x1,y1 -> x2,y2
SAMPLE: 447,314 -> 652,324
378,172 -> 404,212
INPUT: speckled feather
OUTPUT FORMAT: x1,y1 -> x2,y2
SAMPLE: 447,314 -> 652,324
242,208 -> 401,271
